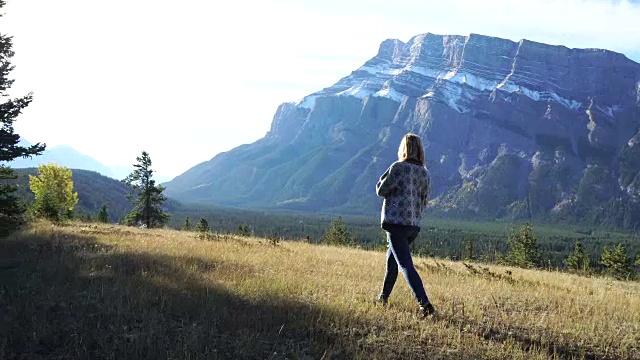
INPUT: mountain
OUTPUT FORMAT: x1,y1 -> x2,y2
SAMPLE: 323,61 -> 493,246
8,168 -> 183,222
10,143 -> 175,183
164,32 -> 640,229
10,142 -> 116,178
108,165 -> 137,181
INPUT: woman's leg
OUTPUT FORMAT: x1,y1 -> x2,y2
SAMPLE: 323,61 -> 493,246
388,227 -> 430,306
378,236 -> 398,302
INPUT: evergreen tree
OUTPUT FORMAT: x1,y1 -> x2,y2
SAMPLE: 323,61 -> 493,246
195,218 -> 209,232
28,163 -> 78,222
600,244 -> 631,280
97,204 -> 109,223
195,218 -> 210,239
322,216 -> 354,246
183,217 -> 191,231
564,241 -> 590,272
0,1 -> 45,236
464,237 -> 474,260
505,222 -> 542,268
236,224 -> 250,237
122,151 -> 169,228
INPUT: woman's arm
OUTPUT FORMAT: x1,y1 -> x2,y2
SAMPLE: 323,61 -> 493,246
376,164 -> 397,197
421,169 -> 431,207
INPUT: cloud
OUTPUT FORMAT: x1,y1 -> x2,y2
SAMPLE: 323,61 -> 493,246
278,0 -> 640,59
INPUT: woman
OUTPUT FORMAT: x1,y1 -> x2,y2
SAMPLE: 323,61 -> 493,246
375,133 -> 435,318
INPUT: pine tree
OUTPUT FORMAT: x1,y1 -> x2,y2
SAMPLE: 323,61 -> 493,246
122,151 -> 169,228
600,244 -> 631,280
183,217 -> 191,231
0,1 -> 45,236
195,218 -> 210,239
195,218 -> 209,232
28,163 -> 78,222
236,224 -> 250,237
505,222 -> 542,268
464,237 -> 474,260
322,216 -> 354,246
564,241 -> 590,272
97,204 -> 109,223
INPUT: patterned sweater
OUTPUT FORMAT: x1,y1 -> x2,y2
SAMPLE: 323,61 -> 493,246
376,160 -> 431,228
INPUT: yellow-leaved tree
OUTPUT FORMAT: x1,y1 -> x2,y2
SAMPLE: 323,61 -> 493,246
29,163 -> 79,222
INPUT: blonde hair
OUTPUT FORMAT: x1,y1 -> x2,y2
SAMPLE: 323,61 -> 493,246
397,133 -> 425,166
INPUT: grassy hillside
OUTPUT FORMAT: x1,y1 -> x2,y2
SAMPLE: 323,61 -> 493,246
1,222 -> 639,359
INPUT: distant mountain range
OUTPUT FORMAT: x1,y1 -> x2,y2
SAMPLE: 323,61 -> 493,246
164,32 -> 640,230
10,141 -> 174,183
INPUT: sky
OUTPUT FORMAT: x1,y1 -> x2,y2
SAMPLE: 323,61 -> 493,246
3,0 -> 640,178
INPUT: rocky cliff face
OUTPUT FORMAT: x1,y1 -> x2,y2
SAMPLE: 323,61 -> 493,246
165,33 -> 640,228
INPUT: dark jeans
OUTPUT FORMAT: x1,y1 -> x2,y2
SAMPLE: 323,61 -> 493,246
379,223 -> 430,306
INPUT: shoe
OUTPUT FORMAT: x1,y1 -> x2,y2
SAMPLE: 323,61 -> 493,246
418,303 -> 436,318
374,295 -> 388,307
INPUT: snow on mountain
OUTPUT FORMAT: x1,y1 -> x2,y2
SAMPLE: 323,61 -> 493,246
293,33 -> 631,115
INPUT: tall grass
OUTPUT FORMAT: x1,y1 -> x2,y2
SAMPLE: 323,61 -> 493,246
1,221 -> 639,359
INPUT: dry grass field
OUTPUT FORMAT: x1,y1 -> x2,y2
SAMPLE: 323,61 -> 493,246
1,221 -> 639,359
